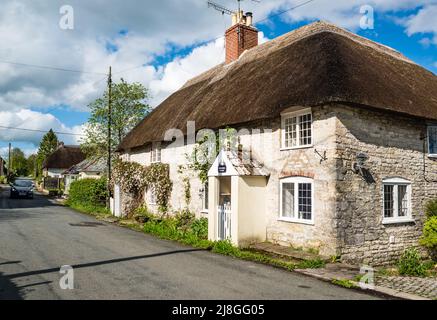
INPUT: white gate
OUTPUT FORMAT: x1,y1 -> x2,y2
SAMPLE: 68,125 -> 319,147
113,184 -> 122,217
217,204 -> 232,240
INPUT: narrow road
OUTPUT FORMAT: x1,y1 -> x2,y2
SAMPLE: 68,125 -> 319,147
0,185 -> 380,300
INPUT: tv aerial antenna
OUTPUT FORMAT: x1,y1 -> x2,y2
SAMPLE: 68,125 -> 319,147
207,0 -> 260,16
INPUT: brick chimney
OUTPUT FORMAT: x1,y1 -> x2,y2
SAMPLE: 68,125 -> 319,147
225,11 -> 258,64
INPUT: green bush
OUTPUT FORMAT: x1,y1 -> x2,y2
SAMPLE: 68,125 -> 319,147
420,216 -> 437,261
0,176 -> 7,184
66,178 -> 108,215
397,248 -> 427,277
191,218 -> 208,240
425,199 -> 437,218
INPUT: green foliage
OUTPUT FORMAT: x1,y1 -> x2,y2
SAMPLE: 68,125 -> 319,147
182,177 -> 191,207
425,199 -> 437,218
38,129 -> 59,160
191,218 -> 208,240
397,248 -> 427,277
112,160 -> 172,214
420,216 -> 437,261
66,178 -> 108,214
0,176 -> 7,184
81,79 -> 150,159
141,214 -> 324,273
26,154 -> 38,178
297,258 -> 326,269
37,129 -> 59,177
331,279 -> 358,289
10,148 -> 29,177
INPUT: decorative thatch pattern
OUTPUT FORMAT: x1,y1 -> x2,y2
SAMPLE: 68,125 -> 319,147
118,21 -> 437,151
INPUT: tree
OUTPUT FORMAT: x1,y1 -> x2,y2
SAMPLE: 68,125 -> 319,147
10,148 -> 29,177
38,129 -> 59,160
36,129 -> 59,177
26,154 -> 38,177
81,79 -> 150,159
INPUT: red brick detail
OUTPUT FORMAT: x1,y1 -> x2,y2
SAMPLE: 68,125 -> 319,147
225,24 -> 258,64
279,170 -> 315,179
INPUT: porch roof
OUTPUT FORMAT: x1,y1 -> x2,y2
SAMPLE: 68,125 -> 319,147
208,150 -> 269,177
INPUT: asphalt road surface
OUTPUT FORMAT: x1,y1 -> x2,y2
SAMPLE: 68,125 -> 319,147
0,185 -> 380,300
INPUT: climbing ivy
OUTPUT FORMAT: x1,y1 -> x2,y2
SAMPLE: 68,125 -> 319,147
112,159 -> 173,215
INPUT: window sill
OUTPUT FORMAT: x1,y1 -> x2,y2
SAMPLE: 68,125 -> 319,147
428,154 -> 437,160
382,218 -> 415,225
280,145 -> 313,152
278,218 -> 314,226
201,210 -> 209,214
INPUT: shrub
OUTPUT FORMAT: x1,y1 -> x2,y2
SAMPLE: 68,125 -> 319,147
0,176 -> 7,184
132,205 -> 154,223
191,218 -> 208,240
397,248 -> 427,277
66,178 -> 108,214
420,216 -> 437,261
174,209 -> 195,230
425,199 -> 437,218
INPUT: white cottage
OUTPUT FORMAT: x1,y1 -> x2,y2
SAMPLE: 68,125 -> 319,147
116,19 -> 437,265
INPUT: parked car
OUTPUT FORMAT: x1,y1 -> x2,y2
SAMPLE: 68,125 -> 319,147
10,179 -> 35,199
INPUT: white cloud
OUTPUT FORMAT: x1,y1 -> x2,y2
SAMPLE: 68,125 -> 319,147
0,0 -> 436,147
0,109 -> 84,146
402,4 -> 437,44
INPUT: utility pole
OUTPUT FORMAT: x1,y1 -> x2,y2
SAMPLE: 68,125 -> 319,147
8,142 -> 11,181
107,66 -> 112,209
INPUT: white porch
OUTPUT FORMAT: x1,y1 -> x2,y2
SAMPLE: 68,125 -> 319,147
207,150 -> 269,247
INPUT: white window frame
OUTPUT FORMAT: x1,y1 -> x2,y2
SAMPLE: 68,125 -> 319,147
382,177 -> 413,224
428,125 -> 437,158
150,142 -> 162,164
281,108 -> 313,150
279,177 -> 314,225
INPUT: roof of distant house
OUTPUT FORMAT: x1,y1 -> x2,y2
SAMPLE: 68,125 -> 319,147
42,145 -> 86,170
64,157 -> 107,175
117,21 -> 437,151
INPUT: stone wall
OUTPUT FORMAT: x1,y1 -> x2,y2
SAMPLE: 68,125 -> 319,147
333,104 -> 437,265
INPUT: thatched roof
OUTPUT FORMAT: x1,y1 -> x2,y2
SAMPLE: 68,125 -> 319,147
64,157 -> 106,175
117,21 -> 437,151
42,145 -> 86,170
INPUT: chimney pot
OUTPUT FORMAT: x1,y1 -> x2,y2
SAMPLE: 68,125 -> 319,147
246,12 -> 253,26
225,12 -> 258,64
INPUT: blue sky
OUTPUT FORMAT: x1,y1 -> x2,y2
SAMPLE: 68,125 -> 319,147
0,0 -> 436,158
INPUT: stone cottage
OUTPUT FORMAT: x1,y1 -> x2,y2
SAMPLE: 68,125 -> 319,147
115,17 -> 437,265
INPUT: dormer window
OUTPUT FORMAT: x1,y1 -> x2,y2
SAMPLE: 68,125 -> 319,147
281,109 -> 313,149
428,126 -> 437,158
151,142 -> 161,163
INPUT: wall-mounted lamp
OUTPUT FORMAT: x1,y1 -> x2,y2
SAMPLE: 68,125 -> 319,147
353,152 -> 369,174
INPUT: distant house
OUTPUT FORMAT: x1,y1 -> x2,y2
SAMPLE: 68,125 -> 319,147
63,158 -> 107,194
42,143 -> 86,178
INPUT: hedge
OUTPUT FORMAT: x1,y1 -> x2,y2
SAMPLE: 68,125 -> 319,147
66,178 -> 108,214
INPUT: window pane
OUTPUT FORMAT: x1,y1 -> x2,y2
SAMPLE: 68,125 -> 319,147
299,114 -> 312,146
429,126 -> 437,154
284,117 -> 297,148
398,185 -> 408,217
298,183 -> 312,220
282,183 -> 294,218
384,185 -> 394,218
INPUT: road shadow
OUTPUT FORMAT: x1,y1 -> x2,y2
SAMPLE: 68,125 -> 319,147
6,248 -> 205,280
0,271 -> 23,300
